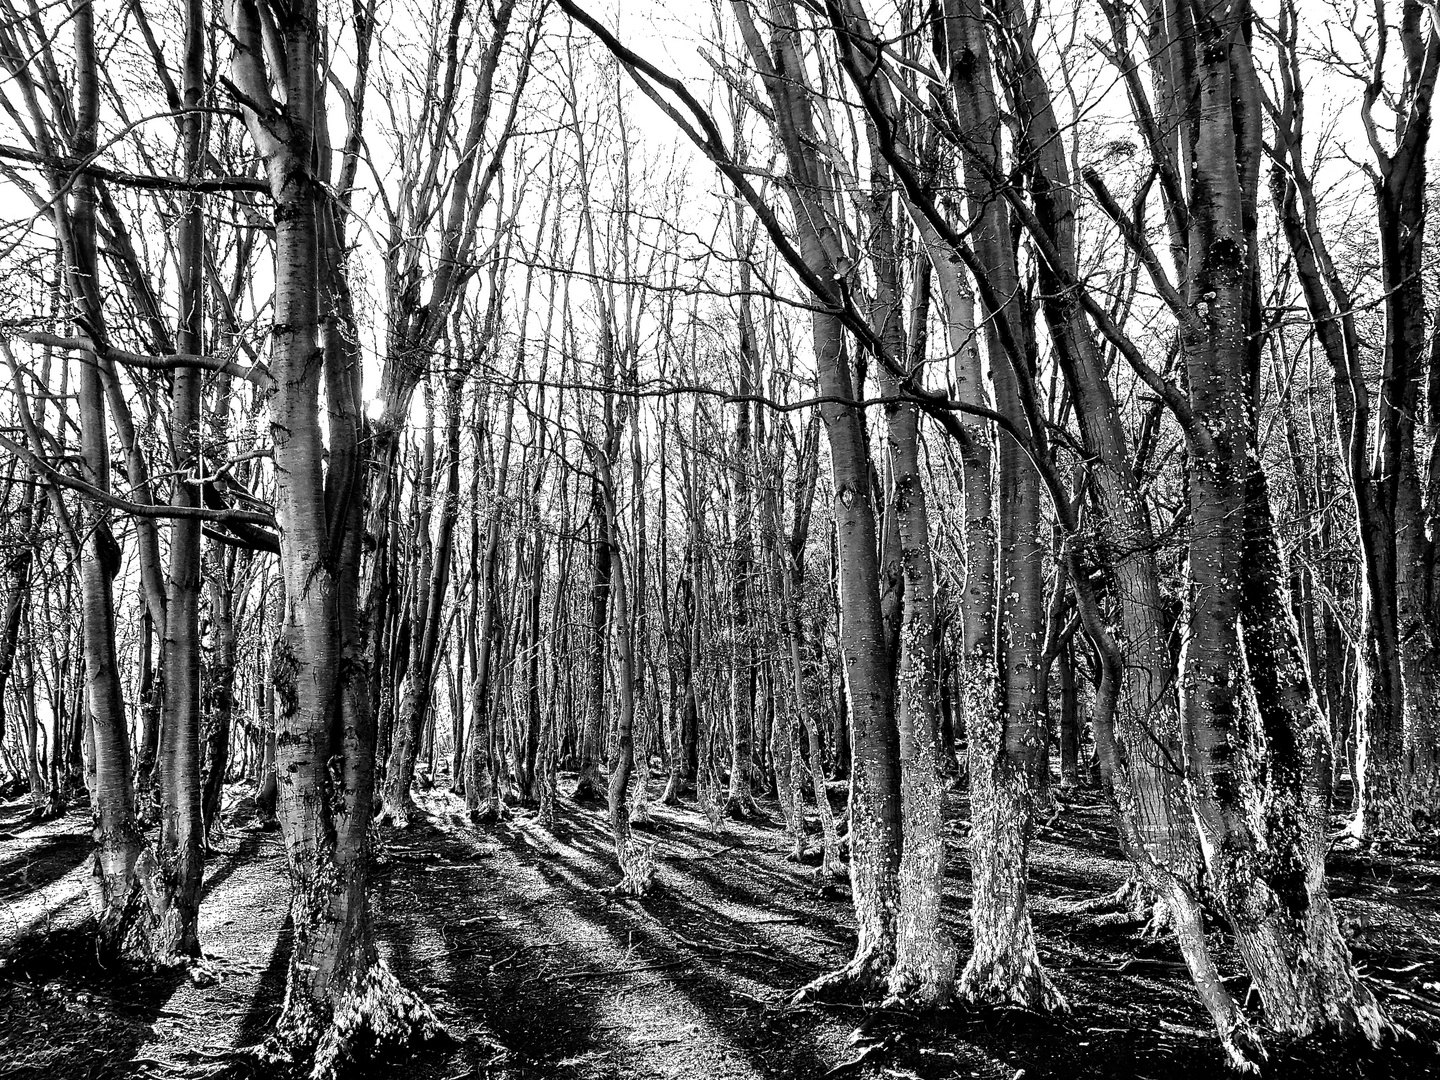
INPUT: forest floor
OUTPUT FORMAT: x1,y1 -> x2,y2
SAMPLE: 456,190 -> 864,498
2,776 -> 1439,1080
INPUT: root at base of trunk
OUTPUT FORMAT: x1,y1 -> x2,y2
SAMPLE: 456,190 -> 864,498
571,769 -> 605,803
469,799 -> 511,826
1215,1015 -> 1267,1075
375,798 -> 415,831
958,949 -> 1068,1013
269,960 -> 440,1080
790,941 -> 890,1005
884,935 -> 957,1010
723,793 -> 764,821
608,844 -> 656,897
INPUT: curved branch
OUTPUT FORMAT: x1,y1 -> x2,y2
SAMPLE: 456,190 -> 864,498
11,331 -> 272,388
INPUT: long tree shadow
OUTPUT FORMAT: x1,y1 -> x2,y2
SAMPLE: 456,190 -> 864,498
382,809 -> 848,1080
232,913 -> 294,1048
0,831 -> 90,904
0,925 -> 191,1078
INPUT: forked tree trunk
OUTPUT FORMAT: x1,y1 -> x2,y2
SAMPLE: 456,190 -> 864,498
729,0 -> 901,998
927,0 -> 1059,1009
1171,0 -> 1385,1051
597,455 -> 652,895
144,0 -> 208,954
65,0 -> 142,953
228,0 -> 432,1066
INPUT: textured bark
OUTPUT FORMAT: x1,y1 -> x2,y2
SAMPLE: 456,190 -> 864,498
987,0 -> 1252,1040
147,0 -> 208,953
227,0 -> 432,1064
866,185 -> 950,1005
730,0 -> 901,994
1232,469 -> 1386,1040
725,262 -> 759,818
1163,0 -> 1386,1048
202,542 -> 238,839
596,453 -> 652,895
64,0 -> 142,953
936,0 -> 1056,1009
574,479 -> 611,802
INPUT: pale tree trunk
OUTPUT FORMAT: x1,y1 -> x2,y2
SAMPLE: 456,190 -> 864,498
143,0 -> 208,954
728,0 -> 901,997
227,0 -> 433,1065
595,452 -> 653,895
725,259 -> 759,818
935,0 -> 1057,1010
851,140 -> 952,1005
65,0 -> 141,954
1168,0 -> 1385,1050
990,0 -> 1253,1047
880,332 -> 953,1006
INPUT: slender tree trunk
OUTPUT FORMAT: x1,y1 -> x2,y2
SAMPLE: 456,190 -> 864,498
145,0 -> 208,952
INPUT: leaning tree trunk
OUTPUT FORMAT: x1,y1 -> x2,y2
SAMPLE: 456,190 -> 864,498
987,0 -> 1252,1048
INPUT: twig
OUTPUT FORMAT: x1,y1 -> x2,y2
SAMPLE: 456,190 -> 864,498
556,959 -> 693,980
677,843 -> 741,862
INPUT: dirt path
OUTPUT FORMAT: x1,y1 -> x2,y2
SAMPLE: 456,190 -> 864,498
2,785 -> 1438,1079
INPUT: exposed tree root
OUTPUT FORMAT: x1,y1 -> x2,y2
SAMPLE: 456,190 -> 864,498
571,768 -> 605,803
723,793 -> 764,821
958,949 -> 1068,1014
1059,878 -> 1150,917
265,960 -> 440,1080
607,844 -> 656,897
789,941 -> 889,1005
884,935 -> 957,1011
469,799 -> 511,826
1215,1015 -> 1267,1075
375,799 -> 415,831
